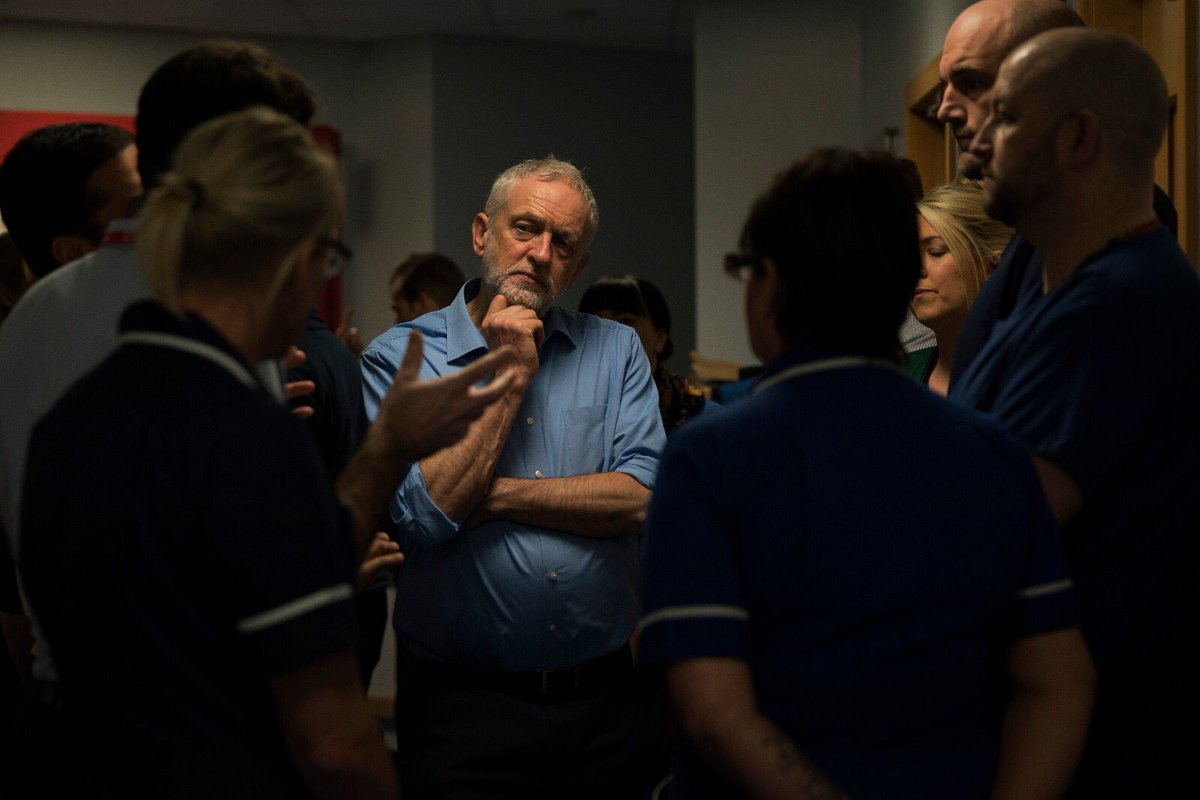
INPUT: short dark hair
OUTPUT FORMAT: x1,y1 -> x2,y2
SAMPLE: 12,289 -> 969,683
390,252 -> 465,308
136,40 -> 315,189
738,148 -> 920,359
0,122 -> 134,277
578,274 -> 676,363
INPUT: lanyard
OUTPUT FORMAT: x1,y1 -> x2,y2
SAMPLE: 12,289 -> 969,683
752,356 -> 901,395
101,229 -> 136,246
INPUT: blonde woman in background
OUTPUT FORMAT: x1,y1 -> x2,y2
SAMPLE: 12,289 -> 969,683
907,180 -> 1013,395
18,107 -> 514,798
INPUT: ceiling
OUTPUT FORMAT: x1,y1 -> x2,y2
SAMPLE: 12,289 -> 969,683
0,0 -> 694,51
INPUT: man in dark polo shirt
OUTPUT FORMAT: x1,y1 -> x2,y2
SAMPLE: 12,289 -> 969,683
933,0 -> 1084,385
638,149 -> 1094,799
951,29 -> 1200,796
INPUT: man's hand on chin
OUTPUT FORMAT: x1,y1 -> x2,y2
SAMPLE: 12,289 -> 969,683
482,294 -> 542,382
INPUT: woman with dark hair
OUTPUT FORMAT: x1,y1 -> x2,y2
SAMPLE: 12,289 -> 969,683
636,148 -> 1094,799
579,275 -> 711,433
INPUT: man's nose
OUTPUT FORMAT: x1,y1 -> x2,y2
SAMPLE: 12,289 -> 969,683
969,117 -> 994,158
528,232 -> 553,264
936,85 -> 962,126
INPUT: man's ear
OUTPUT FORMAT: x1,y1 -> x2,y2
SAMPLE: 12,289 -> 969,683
49,234 -> 96,267
565,252 -> 590,291
1063,109 -> 1101,170
471,213 -> 490,256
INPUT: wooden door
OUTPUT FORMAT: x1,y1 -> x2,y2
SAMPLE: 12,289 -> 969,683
905,0 -> 1197,264
1078,0 -> 1197,263
905,54 -> 955,195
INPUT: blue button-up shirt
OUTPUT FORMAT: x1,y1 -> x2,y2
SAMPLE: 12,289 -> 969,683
361,279 -> 665,671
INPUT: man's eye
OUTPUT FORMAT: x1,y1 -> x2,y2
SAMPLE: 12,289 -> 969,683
955,75 -> 990,99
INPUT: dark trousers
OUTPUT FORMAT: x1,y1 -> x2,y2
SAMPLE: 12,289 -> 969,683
394,650 -> 667,800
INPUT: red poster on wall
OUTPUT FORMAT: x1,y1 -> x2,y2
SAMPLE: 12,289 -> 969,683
0,109 -> 136,162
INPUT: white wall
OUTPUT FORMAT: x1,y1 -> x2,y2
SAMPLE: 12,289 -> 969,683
693,0 -> 865,365
0,20 -> 433,346
0,21 -> 361,142
860,0 -> 972,155
344,40 -> 435,345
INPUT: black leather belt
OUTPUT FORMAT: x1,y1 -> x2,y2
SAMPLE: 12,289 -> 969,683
411,643 -> 633,698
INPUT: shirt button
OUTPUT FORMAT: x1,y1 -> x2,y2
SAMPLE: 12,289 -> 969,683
549,570 -> 559,581
534,470 -> 543,478
526,416 -> 535,426
548,623 -> 557,632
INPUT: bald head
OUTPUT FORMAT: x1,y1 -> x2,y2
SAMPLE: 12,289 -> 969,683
969,28 -> 1167,229
1006,28 -> 1167,180
939,0 -> 1084,170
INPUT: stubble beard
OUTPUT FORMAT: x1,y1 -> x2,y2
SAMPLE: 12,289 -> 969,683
481,245 -> 559,317
982,146 -> 1058,229
959,149 -> 985,181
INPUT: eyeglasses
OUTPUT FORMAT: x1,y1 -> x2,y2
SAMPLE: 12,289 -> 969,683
723,252 -> 758,283
318,237 -> 352,279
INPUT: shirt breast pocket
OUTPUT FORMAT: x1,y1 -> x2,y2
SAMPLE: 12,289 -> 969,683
559,404 -> 608,475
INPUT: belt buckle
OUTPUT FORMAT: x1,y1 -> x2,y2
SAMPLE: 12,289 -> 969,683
540,667 -> 581,695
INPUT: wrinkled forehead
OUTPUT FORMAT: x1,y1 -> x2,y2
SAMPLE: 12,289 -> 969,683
507,177 -> 589,229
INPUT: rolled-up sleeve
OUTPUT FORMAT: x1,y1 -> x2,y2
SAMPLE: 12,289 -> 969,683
361,327 -> 461,549
390,462 -> 461,548
610,328 -> 666,489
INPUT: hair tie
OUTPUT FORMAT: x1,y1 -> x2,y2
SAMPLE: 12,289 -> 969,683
186,179 -> 205,211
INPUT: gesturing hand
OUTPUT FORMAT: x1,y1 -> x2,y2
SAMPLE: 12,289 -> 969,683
355,532 -> 404,593
283,346 -> 315,420
372,330 -> 518,462
481,294 -> 542,380
335,308 -> 364,360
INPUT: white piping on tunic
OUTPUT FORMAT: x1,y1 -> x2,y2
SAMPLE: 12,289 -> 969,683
118,331 -> 257,389
1018,578 -> 1073,599
637,604 -> 751,633
237,584 -> 355,634
753,357 -> 901,394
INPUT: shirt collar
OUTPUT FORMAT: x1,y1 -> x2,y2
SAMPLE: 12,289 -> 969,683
445,278 -> 576,363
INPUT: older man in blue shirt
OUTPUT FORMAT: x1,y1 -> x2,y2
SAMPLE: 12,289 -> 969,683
362,156 -> 666,798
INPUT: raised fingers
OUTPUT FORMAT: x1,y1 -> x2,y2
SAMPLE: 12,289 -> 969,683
468,370 -> 519,405
449,345 -> 517,388
285,379 -> 316,400
283,346 -> 306,370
